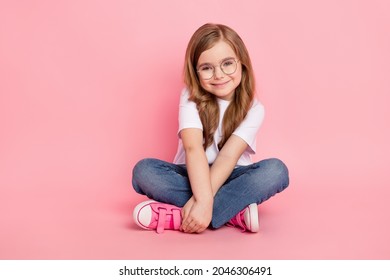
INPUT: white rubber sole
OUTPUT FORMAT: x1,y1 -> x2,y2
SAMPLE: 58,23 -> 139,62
244,203 -> 259,233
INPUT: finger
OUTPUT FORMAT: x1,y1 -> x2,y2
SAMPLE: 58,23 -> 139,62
181,219 -> 193,232
184,220 -> 200,233
180,210 -> 190,231
193,222 -> 207,233
196,226 -> 206,233
180,217 -> 192,232
181,208 -> 191,224
181,208 -> 187,220
191,224 -> 207,234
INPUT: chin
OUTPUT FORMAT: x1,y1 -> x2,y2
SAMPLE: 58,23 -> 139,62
214,91 -> 234,100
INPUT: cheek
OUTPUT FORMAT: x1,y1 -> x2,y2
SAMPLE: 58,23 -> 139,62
233,70 -> 242,84
199,79 -> 209,90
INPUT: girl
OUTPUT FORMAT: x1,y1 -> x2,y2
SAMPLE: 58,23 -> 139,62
132,23 -> 289,234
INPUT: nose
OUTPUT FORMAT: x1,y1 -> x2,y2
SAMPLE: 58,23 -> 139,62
213,66 -> 225,79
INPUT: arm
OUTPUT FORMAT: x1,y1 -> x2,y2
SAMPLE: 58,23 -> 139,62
180,131 -> 248,233
209,134 -> 248,196
180,128 -> 213,233
209,100 -> 265,193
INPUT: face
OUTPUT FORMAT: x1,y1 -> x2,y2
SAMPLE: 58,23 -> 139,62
197,40 -> 242,101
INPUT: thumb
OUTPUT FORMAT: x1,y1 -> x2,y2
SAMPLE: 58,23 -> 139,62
181,207 -> 188,221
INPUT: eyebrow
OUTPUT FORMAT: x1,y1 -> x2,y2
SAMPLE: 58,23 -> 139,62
197,56 -> 236,68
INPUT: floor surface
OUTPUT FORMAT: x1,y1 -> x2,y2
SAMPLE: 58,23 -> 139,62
1,162 -> 389,260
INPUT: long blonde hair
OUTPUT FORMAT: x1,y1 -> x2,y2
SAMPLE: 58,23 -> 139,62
184,23 -> 256,150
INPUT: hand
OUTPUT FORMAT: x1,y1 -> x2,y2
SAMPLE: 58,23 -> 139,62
180,196 -> 213,233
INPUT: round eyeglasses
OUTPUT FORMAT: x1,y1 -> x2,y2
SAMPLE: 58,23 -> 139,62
197,58 -> 239,80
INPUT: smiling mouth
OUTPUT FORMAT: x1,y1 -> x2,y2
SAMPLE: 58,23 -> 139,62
211,81 -> 229,86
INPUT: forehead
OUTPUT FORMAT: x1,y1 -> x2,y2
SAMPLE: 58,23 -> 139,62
198,41 -> 236,64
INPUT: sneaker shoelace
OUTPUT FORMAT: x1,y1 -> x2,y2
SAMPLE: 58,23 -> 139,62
227,209 -> 247,232
151,204 -> 182,234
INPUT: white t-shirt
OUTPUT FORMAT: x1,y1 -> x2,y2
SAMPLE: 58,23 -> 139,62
173,88 -> 265,166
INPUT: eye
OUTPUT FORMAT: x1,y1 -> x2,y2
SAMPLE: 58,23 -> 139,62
222,59 -> 235,67
199,64 -> 213,72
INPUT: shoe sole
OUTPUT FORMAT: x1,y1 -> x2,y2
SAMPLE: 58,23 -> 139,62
247,203 -> 259,233
133,199 -> 157,230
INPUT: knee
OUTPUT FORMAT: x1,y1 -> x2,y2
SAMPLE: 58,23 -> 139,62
132,158 -> 159,192
133,158 -> 154,177
242,158 -> 289,204
259,158 -> 289,190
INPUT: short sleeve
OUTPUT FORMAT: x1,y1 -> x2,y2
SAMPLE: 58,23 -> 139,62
232,99 -> 265,153
177,88 -> 203,136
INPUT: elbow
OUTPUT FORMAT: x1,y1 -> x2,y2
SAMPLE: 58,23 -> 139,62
183,144 -> 204,155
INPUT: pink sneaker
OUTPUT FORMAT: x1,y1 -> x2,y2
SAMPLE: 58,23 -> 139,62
133,200 -> 182,234
227,203 -> 259,233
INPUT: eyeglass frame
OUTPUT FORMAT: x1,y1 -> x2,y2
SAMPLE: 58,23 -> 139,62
196,57 -> 240,80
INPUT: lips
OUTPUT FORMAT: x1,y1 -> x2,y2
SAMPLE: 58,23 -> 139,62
211,81 -> 229,87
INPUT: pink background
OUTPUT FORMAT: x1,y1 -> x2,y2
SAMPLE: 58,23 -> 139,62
1,0 -> 389,259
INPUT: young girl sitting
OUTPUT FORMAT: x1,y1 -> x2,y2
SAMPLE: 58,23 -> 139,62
132,23 -> 289,234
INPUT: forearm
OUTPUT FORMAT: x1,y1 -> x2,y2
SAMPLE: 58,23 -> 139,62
185,147 -> 213,202
209,154 -> 237,196
209,135 -> 248,196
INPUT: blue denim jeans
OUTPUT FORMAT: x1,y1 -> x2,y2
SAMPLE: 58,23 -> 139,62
132,158 -> 289,228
